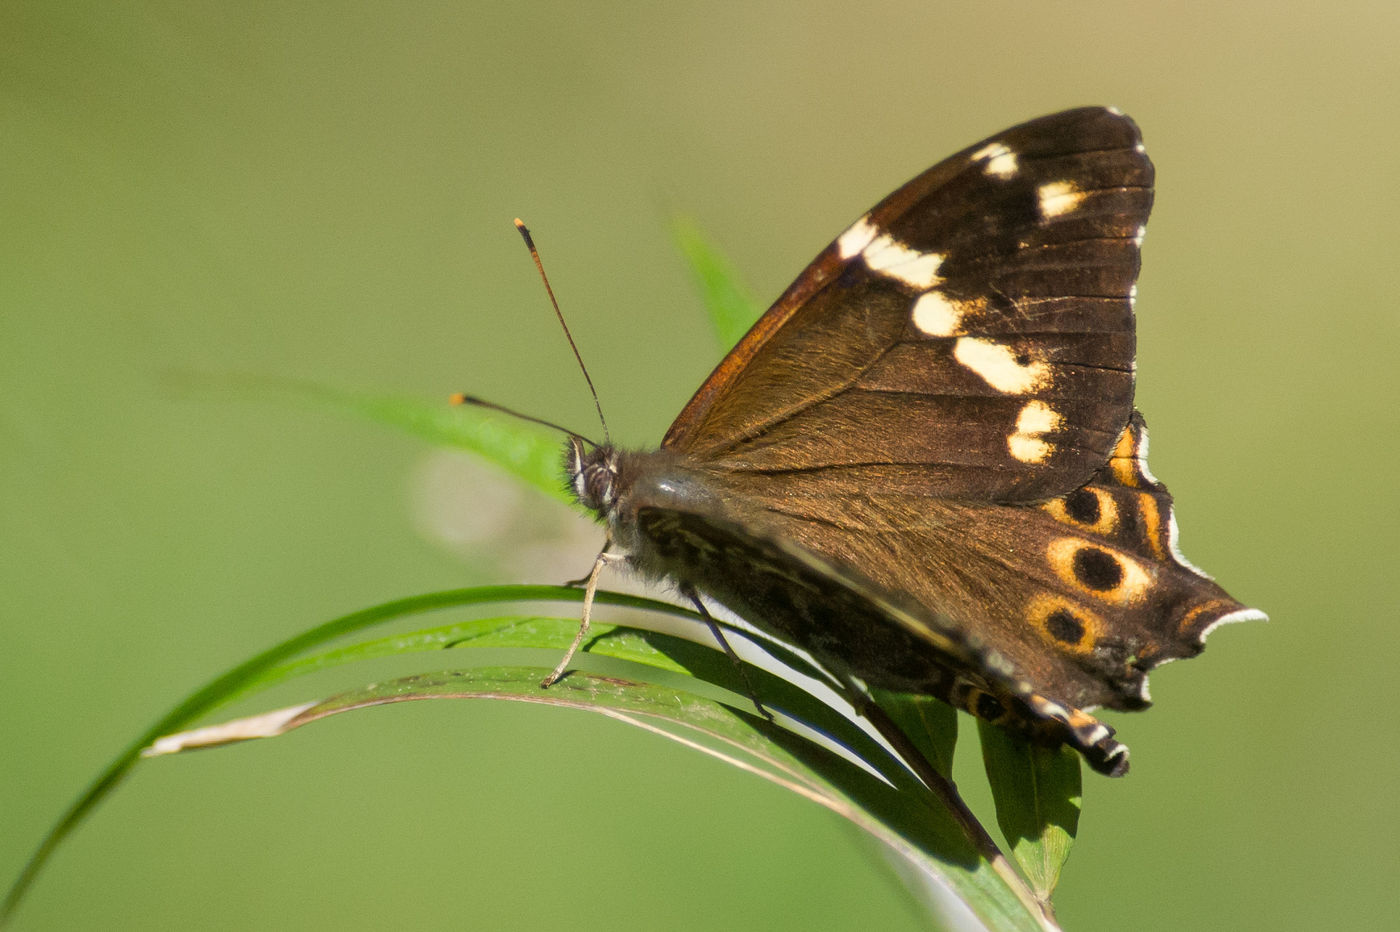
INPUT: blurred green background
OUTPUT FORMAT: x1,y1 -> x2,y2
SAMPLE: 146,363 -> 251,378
4,2 -> 1396,929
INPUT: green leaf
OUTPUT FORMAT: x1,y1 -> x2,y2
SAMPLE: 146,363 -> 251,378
293,381 -> 570,504
871,689 -> 960,778
5,587 -> 1057,930
147,656 -> 1051,931
670,215 -> 761,349
0,586 -> 688,922
166,371 -> 571,504
977,719 -> 1082,903
145,611 -> 906,787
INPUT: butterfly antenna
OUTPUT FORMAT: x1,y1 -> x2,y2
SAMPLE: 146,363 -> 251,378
448,393 -> 601,449
514,218 -> 611,446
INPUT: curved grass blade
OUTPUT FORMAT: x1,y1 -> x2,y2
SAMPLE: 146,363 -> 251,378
977,720 -> 1082,904
872,688 -> 960,779
670,215 -> 761,350
146,662 -> 1054,932
5,581 -> 1051,929
165,371 -> 570,504
144,613 -> 920,796
335,390 -> 566,501
282,378 -> 571,504
1,585 -> 691,923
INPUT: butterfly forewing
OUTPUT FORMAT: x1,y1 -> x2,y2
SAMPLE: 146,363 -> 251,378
663,107 -> 1151,504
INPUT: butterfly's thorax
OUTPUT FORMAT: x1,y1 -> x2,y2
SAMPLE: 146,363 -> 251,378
567,440 -> 719,570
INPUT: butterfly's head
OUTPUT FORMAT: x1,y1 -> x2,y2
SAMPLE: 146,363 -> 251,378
565,435 -> 619,517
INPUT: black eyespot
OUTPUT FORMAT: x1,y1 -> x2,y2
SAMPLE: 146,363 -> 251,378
1045,609 -> 1085,645
1073,547 -> 1123,591
1064,488 -> 1101,525
1014,352 -> 1031,366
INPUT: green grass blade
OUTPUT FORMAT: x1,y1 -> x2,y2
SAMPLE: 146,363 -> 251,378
871,689 -> 960,778
145,613 -> 917,796
289,380 -> 570,503
148,663 -> 1052,932
978,720 -> 1082,903
170,372 -> 570,503
670,215 -> 761,350
6,582 -> 1054,929
0,585 -> 682,922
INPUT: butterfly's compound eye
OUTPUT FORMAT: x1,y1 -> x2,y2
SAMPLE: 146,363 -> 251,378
566,438 -> 617,514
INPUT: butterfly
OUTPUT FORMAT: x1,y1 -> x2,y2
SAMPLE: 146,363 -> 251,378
550,107 -> 1264,776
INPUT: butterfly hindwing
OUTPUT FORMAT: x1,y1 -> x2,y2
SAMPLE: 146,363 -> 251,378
629,410 -> 1260,774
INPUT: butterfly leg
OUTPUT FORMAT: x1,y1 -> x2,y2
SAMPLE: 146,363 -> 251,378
679,584 -> 773,722
541,549 -> 620,688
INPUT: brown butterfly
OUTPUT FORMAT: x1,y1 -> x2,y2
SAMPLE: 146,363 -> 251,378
547,107 -> 1263,776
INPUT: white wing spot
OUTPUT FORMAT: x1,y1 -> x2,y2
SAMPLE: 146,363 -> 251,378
1008,434 -> 1051,463
841,217 -> 946,289
837,215 -> 878,259
1038,180 -> 1087,219
1008,400 -> 1061,463
971,142 -> 1018,179
911,290 -> 965,336
953,337 -> 1051,394
1016,399 -> 1061,434
862,235 -> 944,289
